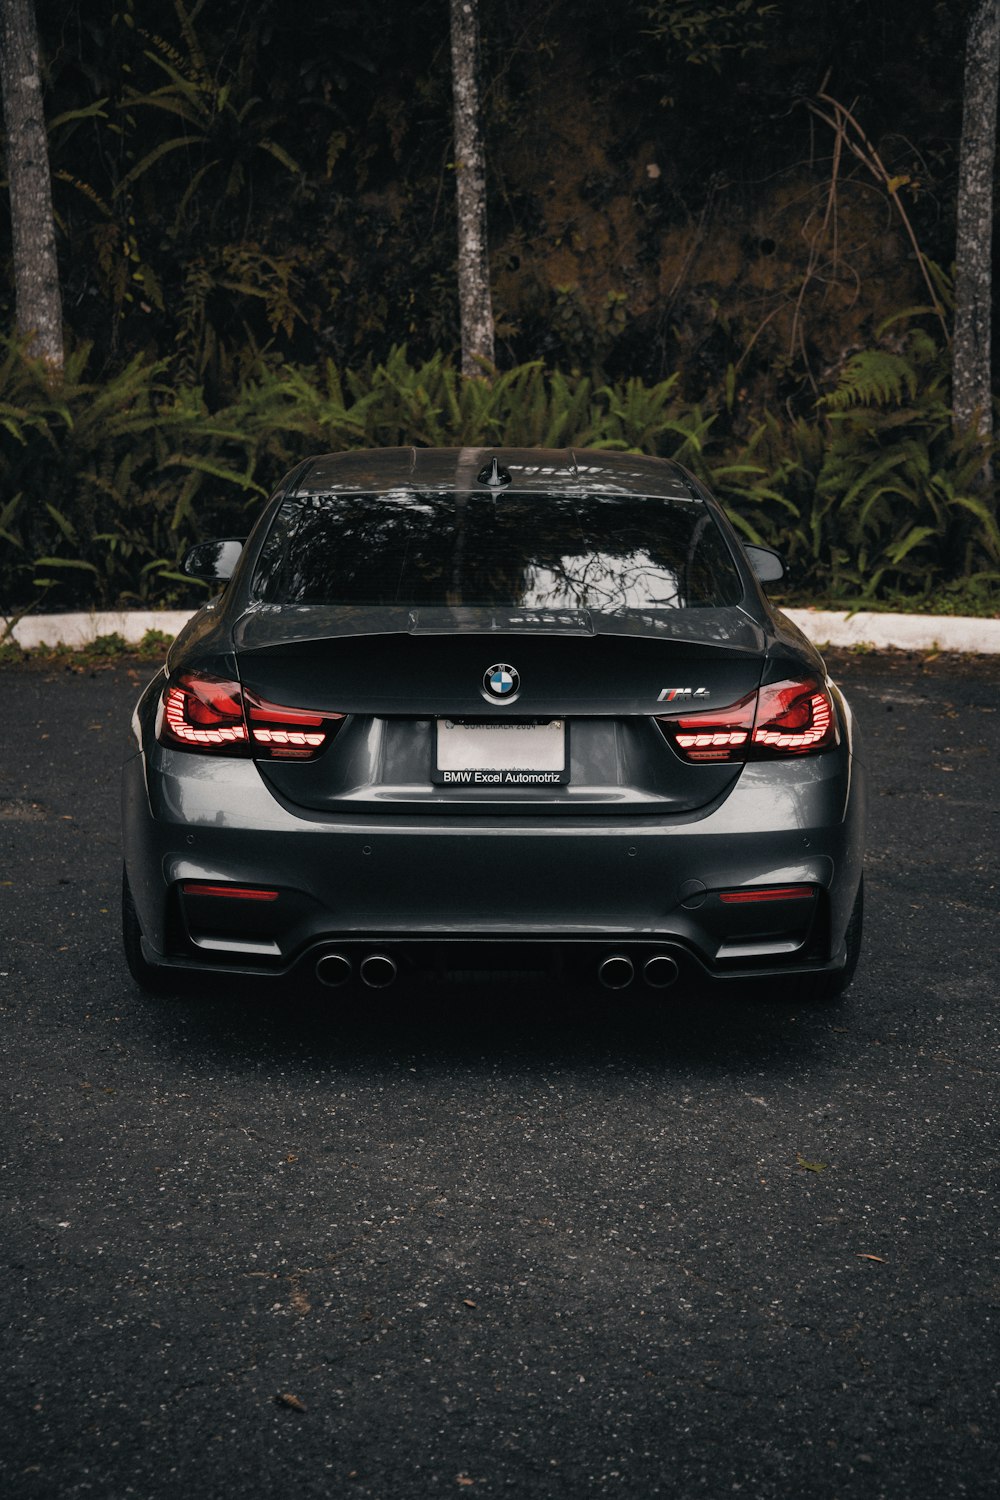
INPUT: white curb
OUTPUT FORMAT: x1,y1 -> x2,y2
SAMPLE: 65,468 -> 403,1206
3,607 -> 1000,654
782,609 -> 1000,654
4,610 -> 194,651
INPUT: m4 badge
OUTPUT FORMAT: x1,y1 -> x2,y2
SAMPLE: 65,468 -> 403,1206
657,686 -> 710,703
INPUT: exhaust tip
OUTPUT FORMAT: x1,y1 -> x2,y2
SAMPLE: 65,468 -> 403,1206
598,954 -> 634,990
359,953 -> 397,989
316,952 -> 352,988
643,954 -> 680,989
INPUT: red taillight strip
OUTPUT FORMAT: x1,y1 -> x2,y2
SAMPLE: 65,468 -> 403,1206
251,728 -> 326,748
674,728 -> 748,752
245,699 -> 326,727
159,672 -> 344,759
180,883 -> 279,901
657,678 -> 837,763
163,685 -> 247,746
719,885 -> 815,904
753,690 -> 832,751
658,690 -> 756,762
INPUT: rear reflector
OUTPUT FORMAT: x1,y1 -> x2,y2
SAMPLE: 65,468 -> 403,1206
658,677 -> 838,762
180,883 -> 279,901
719,885 -> 814,904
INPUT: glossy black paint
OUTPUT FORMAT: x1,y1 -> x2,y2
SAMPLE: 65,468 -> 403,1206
181,537 -> 246,582
744,542 -> 785,584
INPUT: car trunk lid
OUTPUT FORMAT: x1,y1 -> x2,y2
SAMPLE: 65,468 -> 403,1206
233,607 -> 765,815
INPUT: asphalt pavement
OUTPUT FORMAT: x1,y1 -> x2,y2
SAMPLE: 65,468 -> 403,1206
0,649 -> 998,1499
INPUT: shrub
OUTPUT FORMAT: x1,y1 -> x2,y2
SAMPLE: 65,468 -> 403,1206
2,330 -> 996,616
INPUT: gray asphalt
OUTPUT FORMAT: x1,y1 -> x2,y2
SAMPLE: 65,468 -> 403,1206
0,649 -> 998,1499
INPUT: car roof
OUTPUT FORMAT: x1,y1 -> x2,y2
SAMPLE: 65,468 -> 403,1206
295,447 -> 700,501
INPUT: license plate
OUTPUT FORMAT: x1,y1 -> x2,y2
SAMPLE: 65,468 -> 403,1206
433,719 -> 567,786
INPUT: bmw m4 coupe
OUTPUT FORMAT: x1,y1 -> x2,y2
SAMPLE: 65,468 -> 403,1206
122,447 -> 866,1000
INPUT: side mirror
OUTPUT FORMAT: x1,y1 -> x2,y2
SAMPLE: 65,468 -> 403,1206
181,538 -> 246,582
744,543 -> 785,586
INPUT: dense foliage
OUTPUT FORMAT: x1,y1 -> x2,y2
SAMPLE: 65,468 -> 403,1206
3,331 -> 996,613
1,0 -> 997,614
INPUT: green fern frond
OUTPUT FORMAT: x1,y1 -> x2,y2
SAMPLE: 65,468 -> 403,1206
824,349 -> 920,410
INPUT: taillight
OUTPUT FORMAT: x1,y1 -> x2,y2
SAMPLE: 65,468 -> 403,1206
658,677 -> 837,763
752,679 -> 835,753
660,691 -> 756,762
158,671 -> 343,759
245,696 -> 331,759
161,673 -> 247,750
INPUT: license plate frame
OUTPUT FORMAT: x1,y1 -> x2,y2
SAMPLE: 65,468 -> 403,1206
433,718 -> 568,787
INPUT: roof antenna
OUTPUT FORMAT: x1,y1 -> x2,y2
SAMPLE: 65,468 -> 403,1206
477,456 -> 512,488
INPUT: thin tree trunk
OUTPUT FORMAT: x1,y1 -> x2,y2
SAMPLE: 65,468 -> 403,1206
953,0 -> 999,442
0,0 -> 63,374
449,0 -> 494,377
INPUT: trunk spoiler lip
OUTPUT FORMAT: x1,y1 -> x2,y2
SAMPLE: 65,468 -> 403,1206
232,603 -> 768,655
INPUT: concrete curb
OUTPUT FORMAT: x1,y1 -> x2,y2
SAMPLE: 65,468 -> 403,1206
4,610 -> 195,651
4,606 -> 1000,654
782,609 -> 1000,654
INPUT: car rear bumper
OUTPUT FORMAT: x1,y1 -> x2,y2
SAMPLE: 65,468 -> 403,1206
122,735 -> 866,989
136,932 -> 852,993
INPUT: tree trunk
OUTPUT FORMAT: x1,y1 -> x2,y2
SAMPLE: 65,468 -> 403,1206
0,0 -> 63,374
953,0 -> 999,442
449,0 -> 494,377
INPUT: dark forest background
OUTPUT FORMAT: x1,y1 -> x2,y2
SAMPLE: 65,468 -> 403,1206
2,0 -> 998,615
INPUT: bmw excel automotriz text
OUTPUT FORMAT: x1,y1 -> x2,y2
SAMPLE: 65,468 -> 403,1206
122,448 -> 866,999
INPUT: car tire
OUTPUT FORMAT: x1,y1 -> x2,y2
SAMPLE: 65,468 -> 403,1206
121,866 -> 173,995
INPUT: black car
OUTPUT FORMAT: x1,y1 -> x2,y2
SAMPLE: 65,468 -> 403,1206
122,447 -> 866,999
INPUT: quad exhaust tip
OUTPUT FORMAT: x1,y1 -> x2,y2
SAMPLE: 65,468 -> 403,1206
643,954 -> 680,989
315,952 -> 352,988
359,953 -> 397,989
598,953 -> 681,990
598,954 -> 634,990
315,952 -> 398,988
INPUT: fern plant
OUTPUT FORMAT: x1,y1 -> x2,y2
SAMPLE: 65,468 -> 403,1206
717,320 -> 999,599
117,1 -> 301,233
0,340 -> 261,612
2,332 -> 997,615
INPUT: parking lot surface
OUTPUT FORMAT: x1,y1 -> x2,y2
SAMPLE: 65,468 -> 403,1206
0,648 -> 997,1498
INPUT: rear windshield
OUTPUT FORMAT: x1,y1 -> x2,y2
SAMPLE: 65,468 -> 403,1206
252,489 -> 743,611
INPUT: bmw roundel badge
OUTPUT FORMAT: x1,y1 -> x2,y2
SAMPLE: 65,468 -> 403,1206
483,662 -> 520,700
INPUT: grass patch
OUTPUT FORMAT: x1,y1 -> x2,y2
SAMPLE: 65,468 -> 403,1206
0,627 -> 173,670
